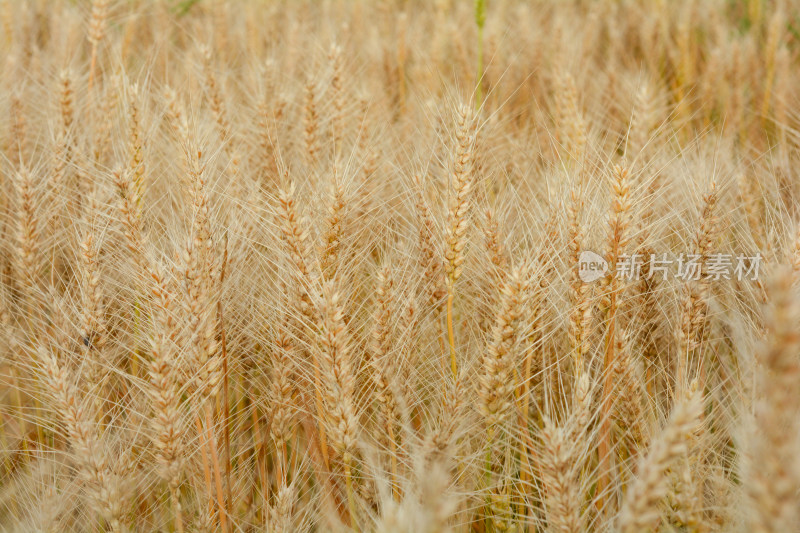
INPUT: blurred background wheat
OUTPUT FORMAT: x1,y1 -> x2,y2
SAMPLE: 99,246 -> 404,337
1,0 -> 799,531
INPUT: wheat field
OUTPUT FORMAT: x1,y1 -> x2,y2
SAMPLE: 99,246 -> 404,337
1,0 -> 799,531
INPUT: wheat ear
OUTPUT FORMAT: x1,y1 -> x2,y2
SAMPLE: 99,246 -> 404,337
148,264 -> 185,532
789,221 -> 800,284
540,415 -> 584,533
276,180 -> 331,467
555,72 -> 586,165
303,81 -> 319,168
369,263 -> 402,498
269,318 -> 297,485
127,84 -> 146,206
744,266 -> 800,533
179,148 -> 227,532
316,282 -> 360,528
38,344 -> 124,532
479,266 -> 527,434
412,174 -> 447,355
13,166 -> 41,296
320,169 -> 348,279
676,182 -> 717,386
77,220 -> 108,410
328,43 -> 346,156
444,104 -> 477,377
597,165 -> 632,511
479,267 -> 527,528
618,381 -> 703,533
567,187 -> 591,376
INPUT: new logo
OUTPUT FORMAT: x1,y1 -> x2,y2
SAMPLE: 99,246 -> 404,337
579,251 -> 608,283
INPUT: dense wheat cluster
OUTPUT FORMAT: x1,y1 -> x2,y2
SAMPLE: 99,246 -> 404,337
1,0 -> 800,531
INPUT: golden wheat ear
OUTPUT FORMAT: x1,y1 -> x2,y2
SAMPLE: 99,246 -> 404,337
618,381 -> 704,533
315,281 -> 361,528
744,266 -> 800,533
444,104 -> 478,378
